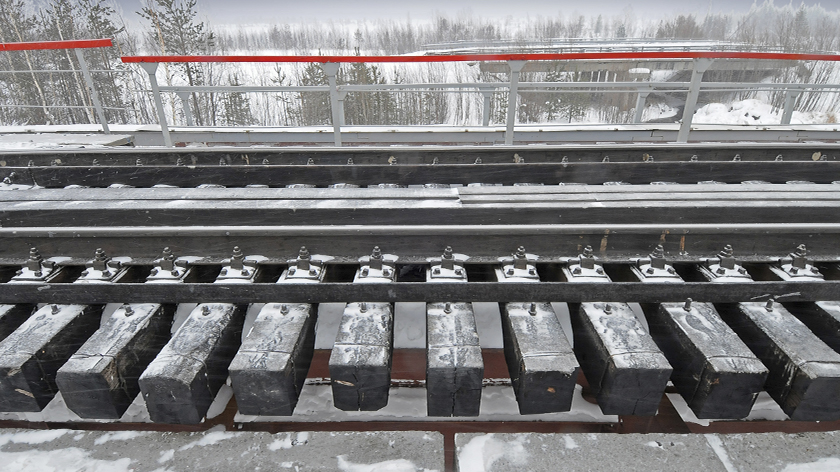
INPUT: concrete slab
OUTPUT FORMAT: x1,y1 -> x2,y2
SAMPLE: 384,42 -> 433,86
716,431 -> 840,472
455,433 -> 728,472
0,428 -> 443,471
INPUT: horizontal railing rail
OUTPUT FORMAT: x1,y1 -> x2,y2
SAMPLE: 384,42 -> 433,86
0,38 -> 112,52
0,38 -> 115,134
120,51 -> 840,63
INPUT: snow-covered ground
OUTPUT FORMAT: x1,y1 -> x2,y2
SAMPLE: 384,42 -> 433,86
0,428 -> 443,471
693,98 -> 838,126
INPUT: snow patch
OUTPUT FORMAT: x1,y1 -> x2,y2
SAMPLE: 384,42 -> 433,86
457,434 -> 528,472
178,430 -> 241,450
782,457 -> 840,471
0,447 -> 132,472
93,431 -> 149,445
158,449 -> 175,463
0,429 -> 67,446
694,99 -> 782,125
704,435 -> 738,472
268,432 -> 310,451
563,435 -> 579,450
336,455 -> 435,472
206,384 -> 234,419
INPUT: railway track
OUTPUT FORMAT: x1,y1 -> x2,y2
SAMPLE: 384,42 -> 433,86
0,143 -> 840,437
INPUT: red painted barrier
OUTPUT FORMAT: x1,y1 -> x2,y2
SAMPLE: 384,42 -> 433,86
120,50 -> 840,64
0,39 -> 113,52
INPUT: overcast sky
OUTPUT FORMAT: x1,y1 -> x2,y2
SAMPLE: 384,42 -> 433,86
112,0 -> 840,25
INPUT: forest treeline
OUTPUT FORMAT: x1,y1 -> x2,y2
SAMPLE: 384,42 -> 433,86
1,0 -> 839,128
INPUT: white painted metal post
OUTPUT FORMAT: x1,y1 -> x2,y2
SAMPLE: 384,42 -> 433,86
337,91 -> 347,126
781,90 -> 802,125
505,60 -> 526,145
139,63 -> 172,147
633,91 -> 650,123
322,63 -> 342,147
677,58 -> 713,143
177,92 -> 194,126
481,88 -> 492,126
73,49 -> 110,134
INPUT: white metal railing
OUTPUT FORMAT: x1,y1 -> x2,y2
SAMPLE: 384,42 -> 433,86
0,39 -> 116,134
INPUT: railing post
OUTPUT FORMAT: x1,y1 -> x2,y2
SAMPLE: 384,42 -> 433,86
139,63 -> 173,147
481,87 -> 492,127
677,58 -> 713,143
633,91 -> 650,123
321,62 -> 342,147
177,92 -> 194,126
337,90 -> 347,126
781,89 -> 802,125
505,60 -> 526,145
73,49 -> 110,134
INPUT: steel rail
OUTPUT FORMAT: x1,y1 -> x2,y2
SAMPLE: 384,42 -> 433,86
2,280 -> 835,304
2,223 -> 840,237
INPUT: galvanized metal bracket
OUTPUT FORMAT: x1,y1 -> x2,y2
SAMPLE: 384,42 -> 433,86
427,246 -> 468,283
563,246 -> 609,282
278,246 -> 328,283
701,245 -> 751,282
770,244 -> 824,281
497,246 -> 539,282
146,248 -> 192,283
355,247 -> 397,283
633,244 -> 681,282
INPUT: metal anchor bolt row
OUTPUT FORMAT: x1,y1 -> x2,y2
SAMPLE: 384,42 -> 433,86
15,243 -> 821,287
